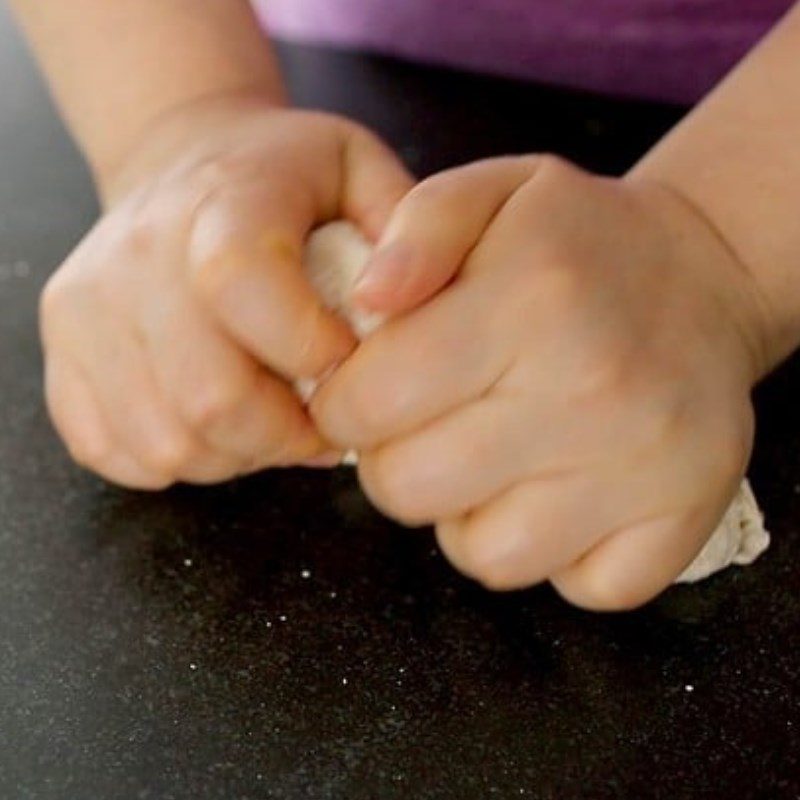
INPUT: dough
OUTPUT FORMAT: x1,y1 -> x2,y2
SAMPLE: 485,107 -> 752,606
301,221 -> 771,584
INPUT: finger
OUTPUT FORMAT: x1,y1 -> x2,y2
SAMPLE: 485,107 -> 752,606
76,320 -> 209,479
188,179 -> 357,381
172,447 -> 247,485
550,506 -> 728,612
356,393 -> 536,525
202,371 -> 329,471
352,156 -> 540,315
311,275 -> 511,450
339,126 -> 416,240
45,358 -> 173,490
93,340 -> 249,485
140,289 -> 323,464
434,476 -> 620,591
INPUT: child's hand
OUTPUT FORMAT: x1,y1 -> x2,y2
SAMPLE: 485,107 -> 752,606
41,96 -> 412,488
311,156 -> 770,610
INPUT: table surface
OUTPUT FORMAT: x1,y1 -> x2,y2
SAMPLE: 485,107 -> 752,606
1,8 -> 798,799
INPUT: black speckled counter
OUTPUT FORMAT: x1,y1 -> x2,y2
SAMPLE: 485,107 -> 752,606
0,8 -> 798,799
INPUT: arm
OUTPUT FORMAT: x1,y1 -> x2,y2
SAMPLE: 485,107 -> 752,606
630,2 -> 800,375
8,0 -> 285,194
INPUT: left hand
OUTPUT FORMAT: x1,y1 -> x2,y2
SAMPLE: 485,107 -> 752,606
310,156 -> 770,610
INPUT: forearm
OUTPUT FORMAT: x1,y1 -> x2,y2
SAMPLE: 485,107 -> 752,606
630,2 -> 800,374
9,0 -> 285,187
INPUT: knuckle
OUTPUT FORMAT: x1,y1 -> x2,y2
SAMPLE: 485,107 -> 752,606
477,569 -> 522,593
39,276 -> 64,320
400,168 -> 469,215
193,153 -> 248,185
122,216 -> 159,260
181,381 -> 244,428
188,235 -> 240,302
186,191 -> 245,302
144,436 -> 193,476
406,172 -> 446,203
537,152 -> 586,187
459,538 -> 522,592
135,474 -> 175,491
66,434 -> 112,471
341,382 -> 390,443
555,569 -> 648,612
39,273 -> 76,331
533,257 -> 585,310
571,344 -> 632,408
359,455 -> 430,526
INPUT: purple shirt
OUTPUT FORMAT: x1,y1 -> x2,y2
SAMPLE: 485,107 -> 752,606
255,0 -> 790,104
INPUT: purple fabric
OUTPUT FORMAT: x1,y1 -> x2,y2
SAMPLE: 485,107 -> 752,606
254,0 -> 790,104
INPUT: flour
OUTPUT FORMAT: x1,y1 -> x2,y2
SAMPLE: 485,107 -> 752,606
300,221 -> 771,584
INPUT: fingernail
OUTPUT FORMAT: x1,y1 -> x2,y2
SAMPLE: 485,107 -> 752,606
299,451 -> 343,469
353,242 -> 413,299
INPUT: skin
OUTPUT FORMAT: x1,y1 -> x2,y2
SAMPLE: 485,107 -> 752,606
11,1 -> 800,608
10,0 -> 413,486
311,156 -> 763,609
313,6 -> 800,609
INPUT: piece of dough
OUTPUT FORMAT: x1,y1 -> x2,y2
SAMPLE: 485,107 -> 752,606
300,221 -> 770,584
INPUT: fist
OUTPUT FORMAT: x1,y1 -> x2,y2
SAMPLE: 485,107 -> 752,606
312,156 -> 768,609
41,97 -> 412,488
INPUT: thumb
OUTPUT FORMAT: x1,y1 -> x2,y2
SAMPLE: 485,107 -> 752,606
352,156 -> 542,316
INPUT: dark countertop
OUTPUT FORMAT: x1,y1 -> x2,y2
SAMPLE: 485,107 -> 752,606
1,8 -> 798,799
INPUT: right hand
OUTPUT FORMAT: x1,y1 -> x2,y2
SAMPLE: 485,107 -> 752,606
40,94 -> 413,489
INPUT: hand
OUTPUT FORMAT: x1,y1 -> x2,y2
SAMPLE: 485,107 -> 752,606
312,156 -> 770,610
41,93 -> 413,488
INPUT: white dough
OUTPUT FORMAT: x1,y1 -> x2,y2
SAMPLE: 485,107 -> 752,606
675,480 -> 769,583
300,221 -> 770,584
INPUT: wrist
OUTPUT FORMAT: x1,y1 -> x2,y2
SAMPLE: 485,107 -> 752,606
624,172 -> 776,385
627,162 -> 800,379
95,87 -> 287,206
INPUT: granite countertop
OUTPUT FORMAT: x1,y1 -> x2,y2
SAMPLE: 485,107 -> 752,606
0,7 -> 798,799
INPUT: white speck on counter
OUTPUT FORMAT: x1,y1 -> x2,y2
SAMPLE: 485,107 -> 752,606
685,684 -> 694,692
342,677 -> 348,685
398,667 -> 406,674
183,558 -> 193,567
278,615 -> 287,622
189,663 -> 198,671
265,621 -> 272,628
301,569 -> 311,579
329,591 -> 337,599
